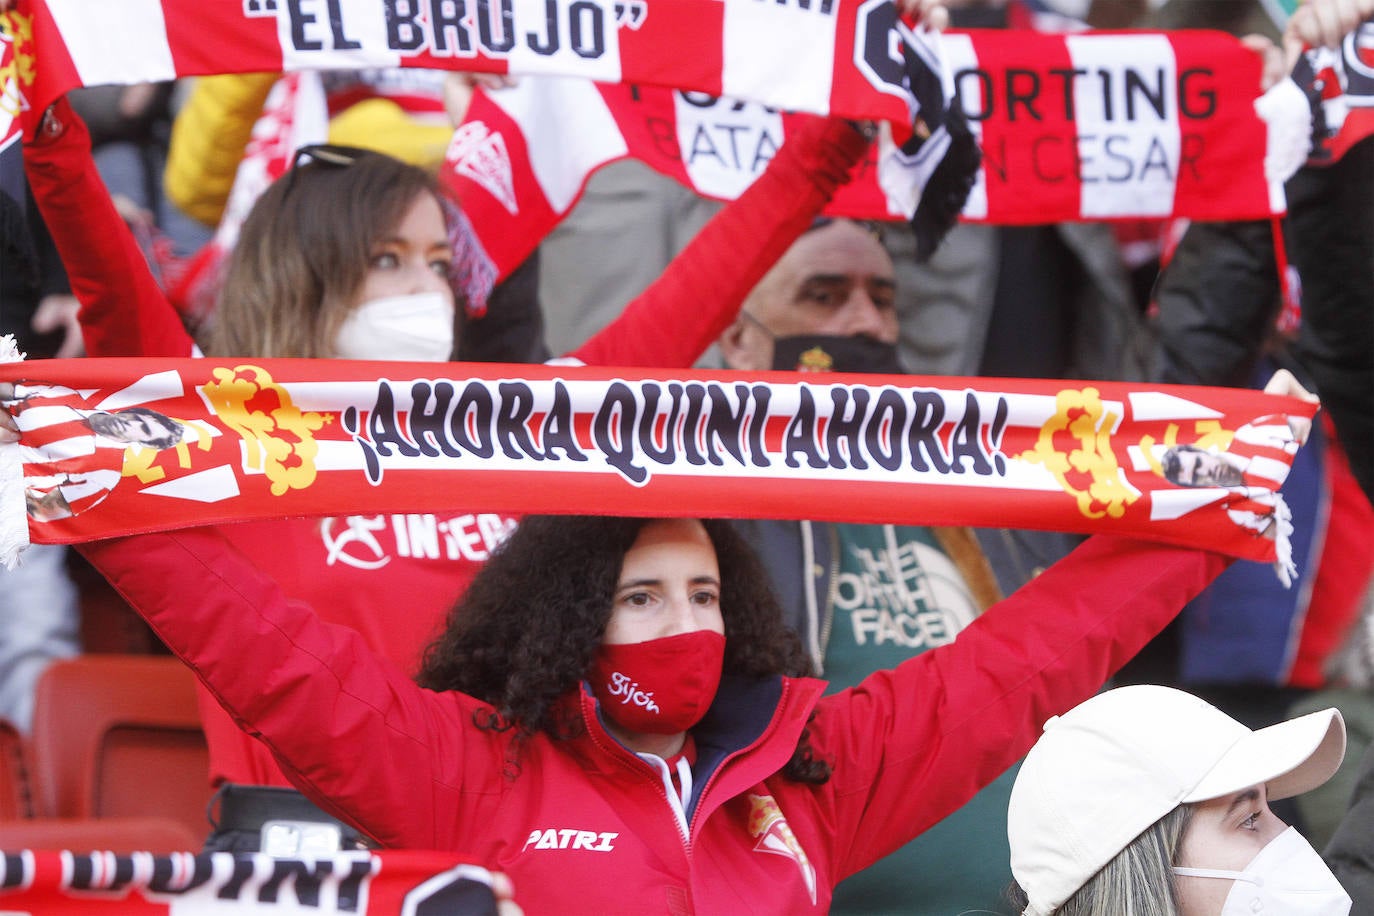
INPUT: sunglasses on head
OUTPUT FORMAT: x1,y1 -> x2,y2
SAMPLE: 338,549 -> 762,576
281,143 -> 375,197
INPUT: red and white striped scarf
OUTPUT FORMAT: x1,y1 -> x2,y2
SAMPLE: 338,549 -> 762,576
9,384 -> 131,520
1294,19 -> 1374,165
8,0 -> 936,122
0,849 -> 500,914
0,347 -> 1314,580
5,0 -> 958,203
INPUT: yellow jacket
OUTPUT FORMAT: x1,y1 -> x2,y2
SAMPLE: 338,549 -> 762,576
165,72 -> 454,227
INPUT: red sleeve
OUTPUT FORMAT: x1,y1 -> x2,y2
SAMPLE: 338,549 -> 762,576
568,116 -> 869,368
23,98 -> 196,358
811,535 -> 1229,880
78,528 -> 508,850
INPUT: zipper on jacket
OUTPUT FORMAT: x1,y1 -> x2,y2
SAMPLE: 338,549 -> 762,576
685,679 -> 792,846
582,705 -> 694,850
640,751 -> 692,843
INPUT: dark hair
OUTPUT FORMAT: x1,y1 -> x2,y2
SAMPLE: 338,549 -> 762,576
417,515 -> 831,783
87,407 -> 184,449
1160,447 -> 1182,486
1160,444 -> 1204,487
805,215 -> 886,243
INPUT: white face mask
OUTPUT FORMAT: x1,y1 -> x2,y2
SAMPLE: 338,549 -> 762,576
332,291 -> 455,362
1173,826 -> 1351,916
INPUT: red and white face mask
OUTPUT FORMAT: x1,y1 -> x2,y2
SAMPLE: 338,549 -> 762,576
589,630 -> 726,735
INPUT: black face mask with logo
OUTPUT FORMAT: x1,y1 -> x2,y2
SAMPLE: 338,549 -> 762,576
770,335 -> 904,376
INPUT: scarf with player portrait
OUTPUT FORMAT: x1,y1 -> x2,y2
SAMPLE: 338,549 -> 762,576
0,346 -> 1315,582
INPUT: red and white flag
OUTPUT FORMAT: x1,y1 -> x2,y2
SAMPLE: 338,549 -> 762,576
441,80 -> 895,291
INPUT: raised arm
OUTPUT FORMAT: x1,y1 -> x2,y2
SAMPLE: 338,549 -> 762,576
77,527 -> 508,850
568,115 -> 870,369
812,535 -> 1229,881
568,0 -> 950,370
23,97 -> 196,358
820,374 -> 1314,877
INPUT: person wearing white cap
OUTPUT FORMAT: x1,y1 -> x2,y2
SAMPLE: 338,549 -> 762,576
1007,684 -> 1350,916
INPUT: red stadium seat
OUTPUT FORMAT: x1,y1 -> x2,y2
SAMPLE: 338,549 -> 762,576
30,656 -> 211,843
0,717 -> 34,820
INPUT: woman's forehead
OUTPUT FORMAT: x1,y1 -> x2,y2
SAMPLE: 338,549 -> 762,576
629,518 -> 712,552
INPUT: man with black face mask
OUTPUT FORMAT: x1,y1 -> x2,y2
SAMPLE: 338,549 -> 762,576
720,217 -> 1078,916
717,218 -> 906,377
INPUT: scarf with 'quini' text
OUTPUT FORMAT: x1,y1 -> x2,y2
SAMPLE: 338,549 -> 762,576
0,348 -> 1313,582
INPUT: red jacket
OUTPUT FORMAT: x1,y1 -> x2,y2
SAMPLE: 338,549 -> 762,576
27,103 -> 869,789
85,529 -> 1225,915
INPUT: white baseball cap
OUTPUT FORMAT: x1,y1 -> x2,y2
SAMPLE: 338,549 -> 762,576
1008,685 -> 1345,916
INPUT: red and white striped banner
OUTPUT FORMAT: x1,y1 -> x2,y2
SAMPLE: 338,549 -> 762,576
5,3 -> 1373,241
441,28 -> 1277,280
941,30 -> 1271,221
0,849 -> 499,914
0,354 -> 1314,572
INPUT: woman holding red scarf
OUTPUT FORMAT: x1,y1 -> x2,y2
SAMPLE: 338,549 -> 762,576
6,0 -> 917,848
34,506 -> 1230,915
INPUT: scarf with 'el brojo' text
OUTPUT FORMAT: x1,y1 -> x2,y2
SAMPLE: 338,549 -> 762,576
0,348 -> 1314,582
4,0 -> 981,249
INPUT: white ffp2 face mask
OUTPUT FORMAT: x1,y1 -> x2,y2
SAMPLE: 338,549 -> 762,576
332,291 -> 455,362
1173,826 -> 1351,916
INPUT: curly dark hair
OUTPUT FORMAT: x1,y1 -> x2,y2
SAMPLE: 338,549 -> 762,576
416,515 -> 831,783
